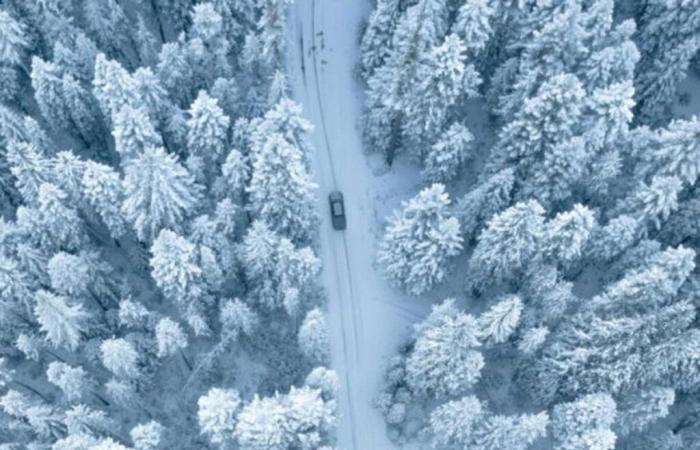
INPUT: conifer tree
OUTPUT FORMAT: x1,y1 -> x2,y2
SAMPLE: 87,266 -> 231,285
406,299 -> 483,398
122,147 -> 201,242
526,246 -> 696,401
363,0 -> 449,159
636,116 -> 700,185
429,395 -> 484,449
82,0 -> 134,56
93,53 -> 138,125
402,34 -> 470,150
551,393 -> 617,450
197,387 -> 241,446
154,317 -> 188,359
234,385 -> 335,450
455,167 -> 515,242
46,362 -> 94,404
469,200 -> 545,287
635,0 -> 700,123
34,290 -> 89,351
186,90 -> 230,168
241,221 -> 320,315
378,184 -> 462,295
635,37 -> 700,124
616,387 -> 675,436
6,140 -> 50,204
298,308 -> 330,365
81,161 -> 127,238
543,204 -> 596,266
478,295 -> 523,345
112,105 -> 163,163
247,133 -> 317,242
100,338 -> 140,380
21,183 -> 87,252
31,56 -> 71,132
135,16 -> 159,68
452,0 -> 495,54
472,411 -> 549,450
359,0 -> 400,79
257,0 -> 293,68
615,175 -> 683,230
61,73 -> 106,146
0,11 -> 28,68
150,229 -> 205,304
130,421 -> 165,450
422,122 -> 474,182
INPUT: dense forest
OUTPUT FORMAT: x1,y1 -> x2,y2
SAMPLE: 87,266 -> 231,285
0,1 -> 338,449
363,0 -> 700,449
2,0 -> 700,449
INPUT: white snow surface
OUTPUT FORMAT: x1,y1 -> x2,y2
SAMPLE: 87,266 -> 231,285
287,1 -> 436,448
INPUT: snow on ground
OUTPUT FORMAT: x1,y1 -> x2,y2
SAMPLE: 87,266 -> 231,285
286,1 -> 438,448
673,71 -> 700,120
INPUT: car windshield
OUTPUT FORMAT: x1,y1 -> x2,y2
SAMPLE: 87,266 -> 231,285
333,201 -> 344,215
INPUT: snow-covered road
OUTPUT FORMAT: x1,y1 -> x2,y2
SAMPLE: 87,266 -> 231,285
287,1 -> 433,448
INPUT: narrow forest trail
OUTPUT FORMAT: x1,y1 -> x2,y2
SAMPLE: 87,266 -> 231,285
287,1 -> 432,448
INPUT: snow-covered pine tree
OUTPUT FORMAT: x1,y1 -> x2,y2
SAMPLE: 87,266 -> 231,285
542,204 -> 596,266
0,10 -> 28,68
551,393 -> 617,450
359,0 -> 400,79
615,387 -> 675,437
31,56 -> 71,133
122,146 -> 201,242
186,90 -> 229,176
112,105 -> 163,163
363,0 -> 450,163
469,199 -> 545,288
46,361 -> 94,404
378,183 -> 462,295
100,337 -> 140,380
401,34 -> 471,152
256,0 -> 293,68
247,133 -> 317,242
405,298 -> 483,398
298,308 -> 330,365
154,317 -> 188,359
6,140 -> 50,205
82,0 -> 134,57
240,220 -> 320,315
525,246 -> 696,401
455,167 -> 515,243
197,387 -> 241,446
635,0 -> 700,124
93,53 -> 138,125
234,384 -> 335,450
422,121 -> 474,182
150,228 -> 205,304
478,295 -> 523,345
34,290 -> 89,351
80,161 -> 127,238
429,394 -> 548,450
130,421 -> 165,450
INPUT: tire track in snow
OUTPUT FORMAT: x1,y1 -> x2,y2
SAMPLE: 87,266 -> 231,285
304,0 -> 363,447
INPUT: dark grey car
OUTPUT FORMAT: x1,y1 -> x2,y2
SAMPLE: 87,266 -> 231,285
328,191 -> 347,230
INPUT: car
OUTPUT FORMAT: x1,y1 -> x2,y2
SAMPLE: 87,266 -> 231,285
328,191 -> 347,230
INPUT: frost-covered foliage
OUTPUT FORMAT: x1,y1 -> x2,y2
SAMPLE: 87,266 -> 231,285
378,183 -> 462,295
364,0 -> 700,447
0,1 -> 337,448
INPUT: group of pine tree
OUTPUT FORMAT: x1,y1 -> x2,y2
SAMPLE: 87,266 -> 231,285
366,0 -> 700,448
0,0 -> 338,449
